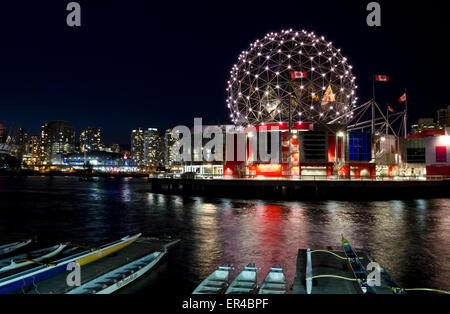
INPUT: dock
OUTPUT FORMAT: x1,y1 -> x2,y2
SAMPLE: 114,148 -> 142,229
15,237 -> 180,294
292,248 -> 393,294
148,177 -> 450,200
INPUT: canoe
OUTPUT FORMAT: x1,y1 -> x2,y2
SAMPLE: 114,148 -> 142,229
225,263 -> 259,294
258,265 -> 287,294
0,244 -> 67,273
0,233 -> 141,294
67,249 -> 166,294
342,236 -> 376,294
0,240 -> 32,256
193,265 -> 233,294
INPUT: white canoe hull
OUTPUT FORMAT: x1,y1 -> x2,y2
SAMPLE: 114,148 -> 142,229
258,266 -> 287,294
193,266 -> 232,294
67,250 -> 166,294
0,240 -> 32,256
225,264 -> 259,294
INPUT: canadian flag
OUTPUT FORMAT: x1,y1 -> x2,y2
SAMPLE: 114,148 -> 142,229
291,71 -> 307,79
398,93 -> 407,103
387,105 -> 395,113
374,75 -> 390,82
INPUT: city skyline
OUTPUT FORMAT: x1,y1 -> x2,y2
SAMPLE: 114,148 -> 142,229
1,1 -> 450,302
1,1 -> 449,143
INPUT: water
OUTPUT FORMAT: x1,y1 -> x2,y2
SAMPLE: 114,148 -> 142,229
0,176 -> 449,294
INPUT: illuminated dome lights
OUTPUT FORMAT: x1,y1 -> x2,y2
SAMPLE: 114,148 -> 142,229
226,29 -> 357,127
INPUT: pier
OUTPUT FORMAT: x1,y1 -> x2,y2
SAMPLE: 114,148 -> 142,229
148,177 -> 450,200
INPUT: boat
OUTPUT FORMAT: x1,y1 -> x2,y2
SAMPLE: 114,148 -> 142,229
341,236 -> 377,294
0,244 -> 68,273
193,265 -> 234,294
258,265 -> 287,294
0,233 -> 141,294
67,248 -> 166,294
0,239 -> 32,256
225,263 -> 259,294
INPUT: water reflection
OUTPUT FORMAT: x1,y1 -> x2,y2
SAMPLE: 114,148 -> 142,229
0,176 -> 449,293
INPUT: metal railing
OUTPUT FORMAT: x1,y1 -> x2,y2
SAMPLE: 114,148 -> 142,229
149,173 -> 446,182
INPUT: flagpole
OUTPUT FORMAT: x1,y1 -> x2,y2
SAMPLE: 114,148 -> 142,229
288,95 -> 292,178
372,75 -> 376,101
372,76 -> 375,135
404,88 -> 408,139
386,105 -> 389,136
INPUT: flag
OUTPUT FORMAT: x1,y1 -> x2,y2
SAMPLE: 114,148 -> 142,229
291,71 -> 307,79
387,105 -> 395,113
374,75 -> 390,82
398,92 -> 407,103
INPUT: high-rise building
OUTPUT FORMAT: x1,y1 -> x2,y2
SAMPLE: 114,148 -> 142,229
144,128 -> 161,167
40,121 -> 75,164
14,128 -> 29,161
22,136 -> 41,165
163,129 -> 179,169
438,105 -> 450,128
80,127 -> 101,152
131,128 -> 145,165
18,128 -> 28,146
110,144 -> 121,154
0,123 -> 7,143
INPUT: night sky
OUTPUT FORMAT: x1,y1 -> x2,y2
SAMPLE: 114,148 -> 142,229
1,0 -> 448,144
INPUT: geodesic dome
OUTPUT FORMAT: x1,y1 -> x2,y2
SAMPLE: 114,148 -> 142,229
226,29 -> 358,127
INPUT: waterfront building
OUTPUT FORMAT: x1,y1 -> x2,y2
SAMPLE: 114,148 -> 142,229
80,127 -> 101,152
374,134 -> 401,177
425,127 -> 450,177
63,151 -> 137,172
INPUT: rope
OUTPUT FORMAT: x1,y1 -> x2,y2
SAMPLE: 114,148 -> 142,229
310,250 -> 363,260
69,243 -> 100,251
392,287 -> 449,294
306,275 -> 358,282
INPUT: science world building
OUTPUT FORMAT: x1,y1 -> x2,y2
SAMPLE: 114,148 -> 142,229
179,29 -> 450,179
